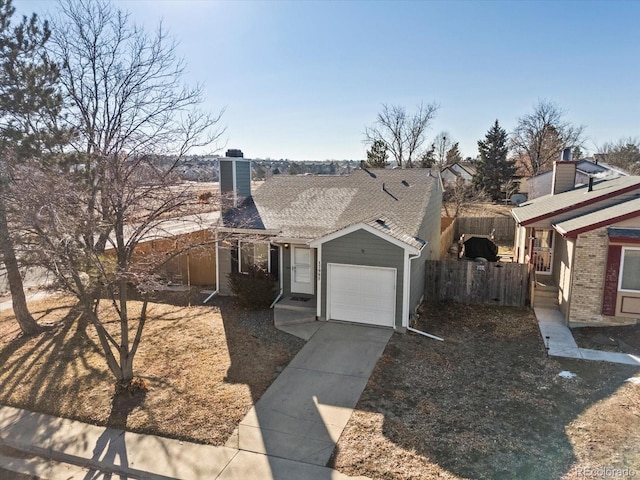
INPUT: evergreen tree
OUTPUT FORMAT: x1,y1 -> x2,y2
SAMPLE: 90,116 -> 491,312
0,0 -> 66,334
417,144 -> 436,168
572,145 -> 583,161
365,139 -> 389,168
445,142 -> 463,165
474,120 -> 515,202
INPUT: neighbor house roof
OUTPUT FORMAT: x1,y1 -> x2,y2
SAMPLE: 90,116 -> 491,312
512,176 -> 640,225
442,162 -> 476,178
108,211 -> 221,249
575,159 -> 609,175
456,163 -> 477,176
554,197 -> 640,237
526,159 -> 621,185
243,169 -> 438,240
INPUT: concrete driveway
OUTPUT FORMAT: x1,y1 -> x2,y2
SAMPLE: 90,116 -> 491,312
229,322 -> 393,467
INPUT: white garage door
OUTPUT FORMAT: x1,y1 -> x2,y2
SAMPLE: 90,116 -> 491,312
327,263 -> 396,327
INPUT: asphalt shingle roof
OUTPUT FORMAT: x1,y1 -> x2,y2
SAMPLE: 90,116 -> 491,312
576,160 -> 608,175
246,169 -> 438,241
554,197 -> 640,236
512,176 -> 640,225
364,217 -> 426,250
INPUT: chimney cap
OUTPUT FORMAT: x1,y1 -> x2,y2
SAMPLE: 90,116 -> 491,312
225,149 -> 244,158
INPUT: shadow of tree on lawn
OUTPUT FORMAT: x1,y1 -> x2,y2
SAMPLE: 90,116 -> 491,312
331,303 -> 640,480
82,389 -> 146,480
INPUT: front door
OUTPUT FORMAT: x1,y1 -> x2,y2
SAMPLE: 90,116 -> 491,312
532,229 -> 554,275
291,246 -> 314,294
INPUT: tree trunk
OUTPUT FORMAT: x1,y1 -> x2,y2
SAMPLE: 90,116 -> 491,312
0,198 -> 41,335
120,355 -> 134,385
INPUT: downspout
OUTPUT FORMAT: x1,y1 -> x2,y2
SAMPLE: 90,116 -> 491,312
406,248 -> 443,341
203,232 -> 219,303
529,228 -> 536,262
316,244 -> 322,319
407,326 -> 444,341
203,290 -> 218,304
270,244 -> 284,308
232,159 -> 237,207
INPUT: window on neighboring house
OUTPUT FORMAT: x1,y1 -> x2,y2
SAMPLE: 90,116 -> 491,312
240,242 -> 269,272
619,247 -> 640,292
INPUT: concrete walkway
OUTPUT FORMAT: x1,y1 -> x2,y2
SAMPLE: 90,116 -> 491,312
534,307 -> 640,366
229,322 -> 393,467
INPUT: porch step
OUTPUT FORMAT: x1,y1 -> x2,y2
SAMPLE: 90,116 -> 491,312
533,285 -> 559,308
273,296 -> 316,327
534,297 -> 560,308
535,281 -> 557,292
535,289 -> 558,299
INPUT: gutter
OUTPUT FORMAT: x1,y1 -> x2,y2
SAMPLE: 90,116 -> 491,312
216,227 -> 281,236
269,237 -> 312,245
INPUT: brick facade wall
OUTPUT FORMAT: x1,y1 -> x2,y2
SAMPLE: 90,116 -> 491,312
569,227 -> 637,327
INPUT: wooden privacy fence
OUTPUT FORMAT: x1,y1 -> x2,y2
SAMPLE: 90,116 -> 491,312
425,260 -> 529,306
132,230 -> 216,286
455,216 -> 515,242
440,217 -> 456,258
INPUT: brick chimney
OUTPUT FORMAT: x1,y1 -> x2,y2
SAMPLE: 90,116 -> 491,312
551,147 -> 577,195
219,149 -> 252,210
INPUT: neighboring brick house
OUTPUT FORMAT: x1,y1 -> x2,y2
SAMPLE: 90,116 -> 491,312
512,160 -> 640,327
215,150 -> 443,332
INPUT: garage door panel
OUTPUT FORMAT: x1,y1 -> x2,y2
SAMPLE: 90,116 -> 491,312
328,264 -> 396,327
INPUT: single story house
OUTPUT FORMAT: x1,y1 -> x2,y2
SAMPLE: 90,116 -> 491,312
440,162 -> 476,186
526,158 -> 625,200
512,160 -> 640,327
214,151 -> 443,331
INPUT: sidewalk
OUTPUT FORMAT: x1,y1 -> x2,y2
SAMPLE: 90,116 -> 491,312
0,291 -> 52,312
0,404 -> 366,480
534,307 -> 640,366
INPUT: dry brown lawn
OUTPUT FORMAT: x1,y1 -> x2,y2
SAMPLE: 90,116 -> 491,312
0,292 -> 304,445
573,323 -> 640,356
443,201 -> 513,219
331,303 -> 640,480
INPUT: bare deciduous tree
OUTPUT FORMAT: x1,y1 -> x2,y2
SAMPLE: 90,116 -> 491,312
432,131 -> 453,167
17,0 -> 224,388
598,137 -> 640,174
364,102 -> 438,168
511,100 -> 584,176
442,177 -> 488,219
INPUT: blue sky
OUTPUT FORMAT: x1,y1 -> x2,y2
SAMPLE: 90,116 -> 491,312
14,0 -> 640,161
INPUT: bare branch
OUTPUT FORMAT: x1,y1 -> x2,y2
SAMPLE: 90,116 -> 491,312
364,102 -> 438,168
510,99 -> 585,176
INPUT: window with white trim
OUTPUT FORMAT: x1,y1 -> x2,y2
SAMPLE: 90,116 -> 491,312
619,247 -> 640,292
240,242 -> 269,272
